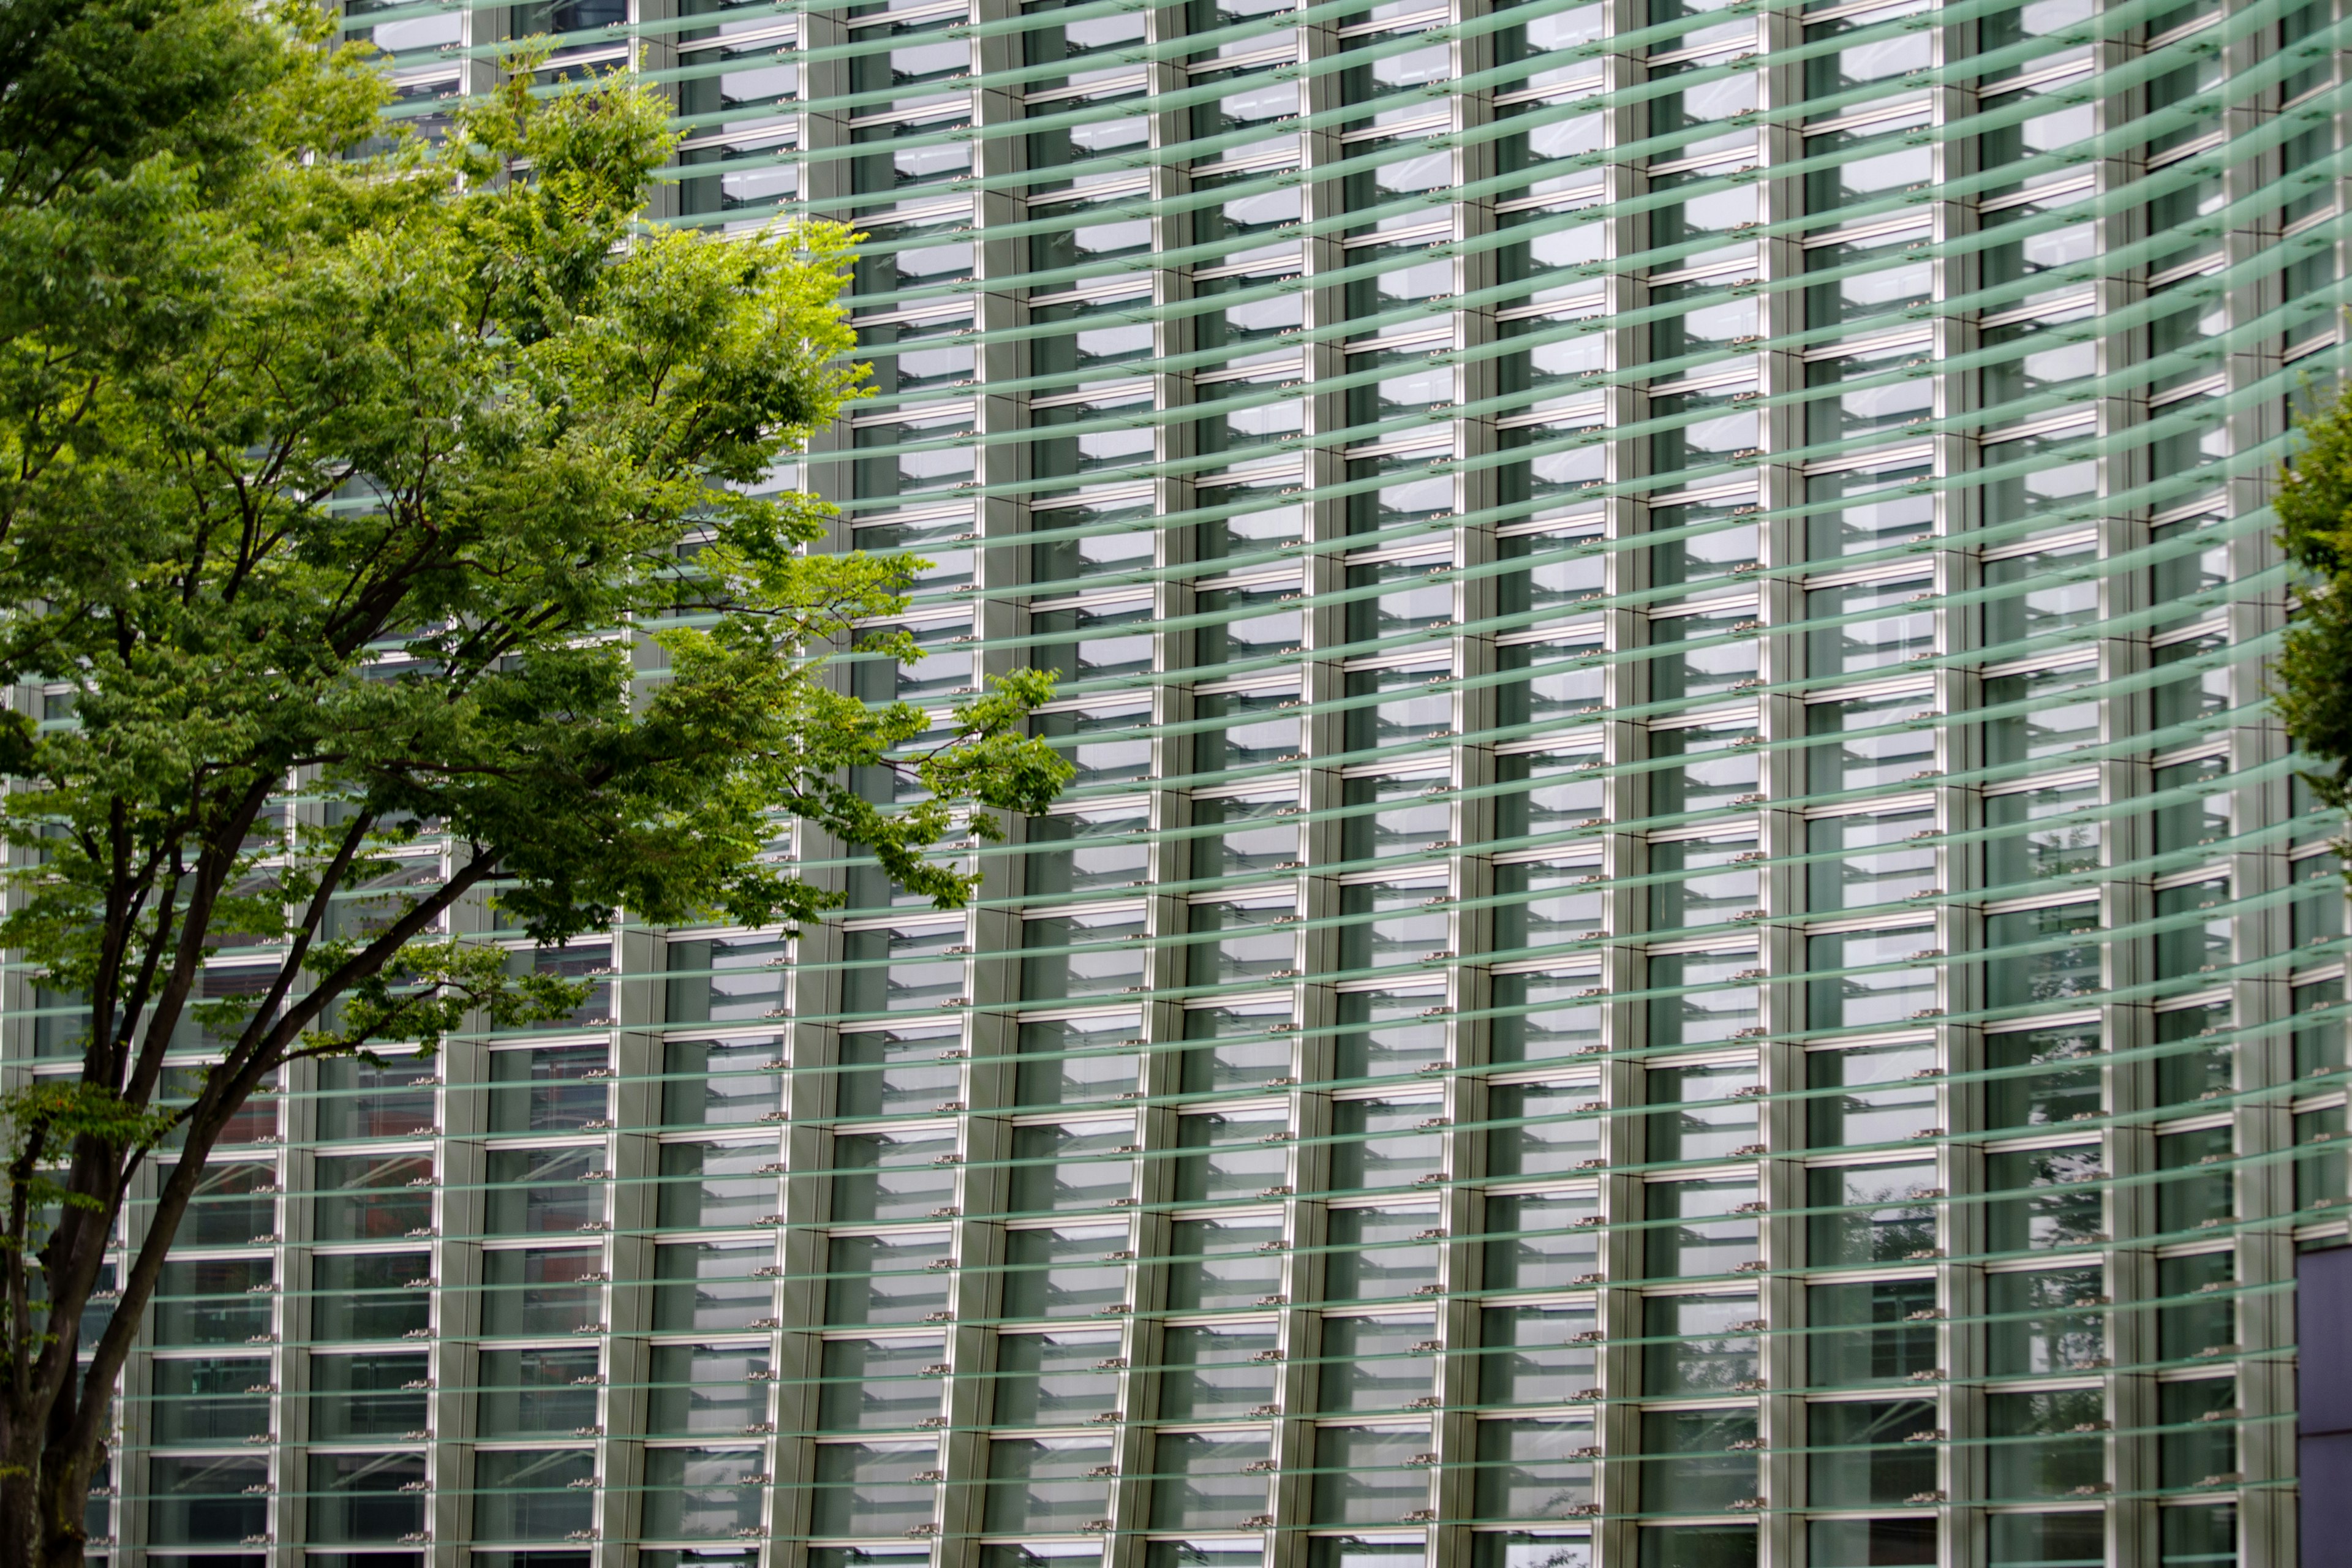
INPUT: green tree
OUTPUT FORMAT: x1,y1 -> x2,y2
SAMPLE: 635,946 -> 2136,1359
2280,381 -> 2352,813
0,6 -> 1067,1561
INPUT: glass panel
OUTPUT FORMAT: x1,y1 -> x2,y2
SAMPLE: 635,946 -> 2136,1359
1987,1265 -> 2105,1377
311,1351 -> 431,1439
1645,1062 -> 1761,1164
146,1455 -> 269,1544
1807,1161 -> 1938,1266
1986,1388 -> 2106,1500
314,1152 -> 434,1242
153,1257 -> 273,1347
1325,1206 -> 1439,1302
481,1247 -> 603,1337
1001,1225 -> 1128,1319
1808,1278 -> 1937,1386
992,1330 -> 1123,1425
982,1436 -> 1117,1532
478,1346 -> 601,1438
307,1451 -> 426,1544
639,1448 -> 768,1540
150,1357 -> 271,1443
1149,1433 -> 1270,1529
824,1232 -> 952,1327
1643,1178 -> 1758,1278
1474,1415 -> 1596,1518
1319,1314 -> 1437,1412
662,1036 -> 785,1128
472,1449 -> 598,1543
1159,1321 -> 1280,1419
1478,1302 -> 1598,1412
1806,1398 -> 1937,1506
654,1240 -> 774,1333
1642,1294 -> 1758,1395
488,1042 -> 608,1133
1634,1409 -> 1757,1512
809,1442 -> 937,1537
1986,1021 -> 2104,1131
816,1339 -> 935,1433
1310,1425 -> 1429,1524
1807,1041 -> 1939,1147
485,1145 -> 603,1235
1482,1190 -> 1600,1292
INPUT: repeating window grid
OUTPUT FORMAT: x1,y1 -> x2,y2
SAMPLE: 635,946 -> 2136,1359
21,0 -> 2352,1564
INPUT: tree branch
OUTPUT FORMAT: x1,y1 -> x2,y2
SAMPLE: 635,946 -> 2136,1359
235,804 -> 377,1047
107,842 -> 187,1088
120,776 -> 276,1111
58,848 -> 500,1460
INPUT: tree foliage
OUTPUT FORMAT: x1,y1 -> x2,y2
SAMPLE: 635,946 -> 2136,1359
2279,379 -> 2352,815
0,3 -> 1068,1560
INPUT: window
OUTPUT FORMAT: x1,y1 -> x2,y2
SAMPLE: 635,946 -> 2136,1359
1811,1276 -> 1939,1385
1643,1293 -> 1758,1394
1986,1265 -> 2104,1376
478,1346 -> 601,1438
1633,1408 -> 1758,1513
1808,1161 -> 1939,1266
1160,1321 -> 1281,1417
1807,1398 -> 1938,1506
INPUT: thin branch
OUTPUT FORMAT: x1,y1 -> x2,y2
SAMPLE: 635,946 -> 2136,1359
58,851 -> 499,1453
107,842 -> 186,1088
233,850 -> 501,1074
119,777 -> 276,1112
236,805 -> 377,1044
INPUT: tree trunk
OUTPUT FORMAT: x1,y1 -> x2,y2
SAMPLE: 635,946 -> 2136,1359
33,1453 -> 88,1568
0,1462 -> 31,1568
0,1439 -> 92,1568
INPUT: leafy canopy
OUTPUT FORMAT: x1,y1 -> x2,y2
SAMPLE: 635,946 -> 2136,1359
2278,379 -> 2352,813
0,0 -> 1067,1547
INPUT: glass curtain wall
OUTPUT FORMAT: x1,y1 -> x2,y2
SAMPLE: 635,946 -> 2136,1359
23,0 -> 2352,1566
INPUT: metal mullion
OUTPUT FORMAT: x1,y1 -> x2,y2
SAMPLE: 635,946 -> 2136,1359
1141,0 -> 1201,1238
1444,25 -> 1504,1365
1587,7 -> 1649,1561
1749,4 -> 1810,1556
2214,6 -> 2313,1562
1919,0 -> 1983,1554
2087,64 -> 2158,1568
1288,54 -> 1352,1563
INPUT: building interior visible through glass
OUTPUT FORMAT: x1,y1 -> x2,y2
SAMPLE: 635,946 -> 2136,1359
56,0 -> 2350,1564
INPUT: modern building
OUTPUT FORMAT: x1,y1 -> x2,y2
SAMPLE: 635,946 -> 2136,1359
35,0 -> 2352,1564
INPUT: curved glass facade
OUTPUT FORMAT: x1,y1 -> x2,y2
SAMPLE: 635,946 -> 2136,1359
32,0 -> 2352,1564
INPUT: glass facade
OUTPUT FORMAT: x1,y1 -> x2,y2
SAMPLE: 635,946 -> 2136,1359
29,0 -> 2352,1564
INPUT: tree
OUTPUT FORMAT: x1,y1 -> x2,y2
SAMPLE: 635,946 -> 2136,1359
2278,382 -> 2352,815
0,6 -> 1069,1562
